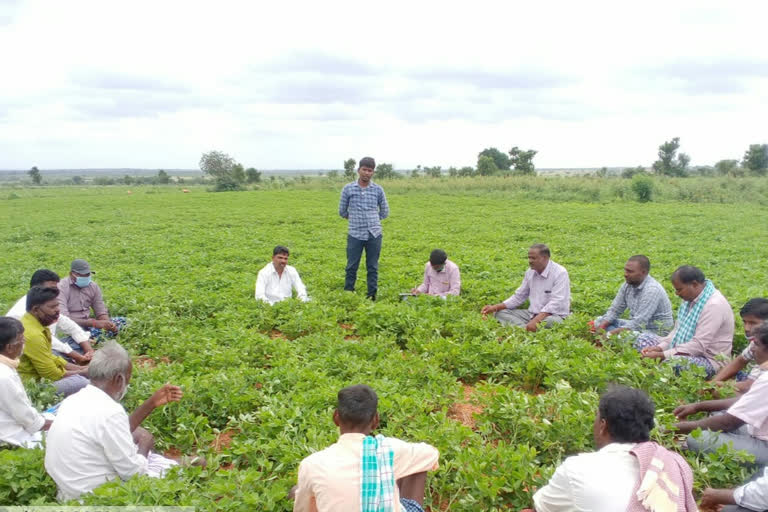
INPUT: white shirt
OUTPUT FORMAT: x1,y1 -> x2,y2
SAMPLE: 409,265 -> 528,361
0,362 -> 46,446
255,263 -> 309,305
735,466 -> 768,510
7,295 -> 90,354
533,443 -> 639,512
45,385 -> 148,501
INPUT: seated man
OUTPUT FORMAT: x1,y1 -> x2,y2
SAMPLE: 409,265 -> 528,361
672,322 -> 768,466
702,466 -> 768,511
45,341 -> 189,501
482,244 -> 570,332
710,298 -> 768,394
637,265 -> 734,378
533,386 -> 696,512
0,317 -> 53,448
594,255 -> 673,337
19,286 -> 89,396
57,259 -> 127,342
255,245 -> 309,305
7,268 -> 93,364
410,249 -> 461,297
293,384 -> 439,512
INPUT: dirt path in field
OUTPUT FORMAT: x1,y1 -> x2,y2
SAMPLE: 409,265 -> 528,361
447,383 -> 484,430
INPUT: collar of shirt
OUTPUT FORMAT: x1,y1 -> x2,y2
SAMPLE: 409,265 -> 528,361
598,442 -> 636,454
632,275 -> 650,291
536,260 -> 553,278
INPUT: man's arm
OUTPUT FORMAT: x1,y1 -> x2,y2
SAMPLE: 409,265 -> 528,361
338,186 -> 350,219
391,438 -> 439,479
128,383 -> 182,433
532,458 -> 576,512
502,272 -> 532,311
291,269 -> 309,302
539,271 -> 570,317
55,314 -> 91,344
623,285 -> 667,332
293,461 -> 316,512
446,265 -> 461,296
662,303 -> 727,360
102,412 -> 149,481
23,337 -> 68,380
90,284 -> 110,320
599,285 -> 627,329
711,355 -> 750,383
255,271 -> 269,302
0,376 -> 46,433
673,396 -> 743,434
413,263 -> 429,294
378,187 -> 389,220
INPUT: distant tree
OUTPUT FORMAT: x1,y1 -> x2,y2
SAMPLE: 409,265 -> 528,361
508,147 -> 537,175
327,170 -> 339,179
457,166 -> 476,177
93,177 -> 116,185
621,166 -> 646,179
123,175 -> 134,185
157,169 -> 170,184
478,148 -> 510,171
742,144 -> 768,176
714,159 -> 742,177
447,166 -> 458,177
595,167 -> 608,178
245,167 -> 262,183
477,155 -> 499,176
199,150 -> 245,191
424,166 -> 442,178
343,158 -> 357,180
28,166 -> 42,185
72,175 -> 83,185
375,163 -> 398,179
652,137 -> 689,177
410,165 -> 421,178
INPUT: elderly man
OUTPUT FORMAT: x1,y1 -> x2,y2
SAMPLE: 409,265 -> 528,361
533,386 -> 696,512
482,244 -> 570,332
0,317 -> 52,448
411,249 -> 461,297
19,286 -> 89,396
293,384 -> 439,512
672,323 -> 768,466
594,255 -> 673,337
45,341 -> 189,501
255,245 -> 309,305
7,268 -> 93,364
637,265 -> 734,378
57,259 -> 126,342
339,156 -> 390,301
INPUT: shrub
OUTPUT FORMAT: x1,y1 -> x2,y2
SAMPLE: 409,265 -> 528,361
631,175 -> 654,202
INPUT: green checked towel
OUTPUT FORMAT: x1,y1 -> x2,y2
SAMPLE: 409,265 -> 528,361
670,279 -> 715,348
361,434 -> 395,512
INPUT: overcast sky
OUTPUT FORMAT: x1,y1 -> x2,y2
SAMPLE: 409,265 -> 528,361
1,0 -> 767,170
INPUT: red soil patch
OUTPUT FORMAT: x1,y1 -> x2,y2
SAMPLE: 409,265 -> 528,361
210,428 -> 239,453
164,447 -> 182,458
344,335 -> 359,341
218,462 -> 235,471
134,355 -> 172,369
447,384 -> 484,430
269,329 -> 286,339
339,323 -> 354,330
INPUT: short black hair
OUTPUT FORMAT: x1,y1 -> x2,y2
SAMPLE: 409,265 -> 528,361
627,255 -> 650,273
530,243 -> 550,258
741,298 -> 768,320
29,269 -> 60,287
359,156 -> 376,170
671,265 -> 705,284
337,384 -> 378,427
273,245 -> 290,257
0,317 -> 24,352
598,386 -> 655,443
753,323 -> 768,349
429,249 -> 448,266
26,285 -> 59,312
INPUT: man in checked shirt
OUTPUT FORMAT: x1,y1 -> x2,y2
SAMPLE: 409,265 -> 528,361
339,157 -> 390,301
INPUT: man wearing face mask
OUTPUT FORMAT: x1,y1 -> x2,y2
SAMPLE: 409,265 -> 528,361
57,259 -> 126,342
45,341 -> 189,502
19,286 -> 89,396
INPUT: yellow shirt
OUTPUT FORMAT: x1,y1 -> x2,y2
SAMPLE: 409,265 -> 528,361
19,312 -> 67,381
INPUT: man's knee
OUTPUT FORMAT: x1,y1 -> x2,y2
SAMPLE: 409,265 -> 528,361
685,430 -> 722,453
133,427 -> 155,451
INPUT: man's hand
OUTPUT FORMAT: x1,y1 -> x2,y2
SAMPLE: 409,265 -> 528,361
641,346 -> 665,360
150,383 -> 183,408
525,320 -> 539,332
410,288 -> 421,295
673,403 -> 699,419
700,488 -> 736,509
92,319 -> 113,330
481,304 -> 501,316
69,352 -> 89,364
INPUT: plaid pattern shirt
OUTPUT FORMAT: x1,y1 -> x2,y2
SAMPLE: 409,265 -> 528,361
600,275 -> 674,333
339,181 -> 389,240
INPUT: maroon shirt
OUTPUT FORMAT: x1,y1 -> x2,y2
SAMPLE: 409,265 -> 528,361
57,278 -> 108,323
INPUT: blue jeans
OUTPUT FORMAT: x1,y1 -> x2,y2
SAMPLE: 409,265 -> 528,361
344,234 -> 382,298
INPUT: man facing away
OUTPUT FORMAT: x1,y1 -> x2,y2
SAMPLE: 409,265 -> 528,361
255,245 -> 309,305
594,255 -> 673,338
533,386 -> 696,512
411,249 -> 461,297
57,259 -> 127,342
339,157 -> 390,301
293,384 -> 439,512
482,244 -> 571,332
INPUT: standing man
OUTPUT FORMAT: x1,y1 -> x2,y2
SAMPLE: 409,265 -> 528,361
58,259 -> 126,342
255,245 -> 309,305
339,157 -> 389,301
593,255 -> 674,337
482,244 -> 571,331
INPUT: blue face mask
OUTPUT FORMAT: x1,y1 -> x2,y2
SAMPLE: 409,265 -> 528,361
75,276 -> 92,288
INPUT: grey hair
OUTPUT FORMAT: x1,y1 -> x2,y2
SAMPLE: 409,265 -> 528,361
88,341 -> 132,382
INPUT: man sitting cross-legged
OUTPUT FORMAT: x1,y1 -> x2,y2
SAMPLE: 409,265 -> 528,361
672,322 -> 768,467
45,341 -> 198,502
533,386 -> 697,512
293,384 -> 439,512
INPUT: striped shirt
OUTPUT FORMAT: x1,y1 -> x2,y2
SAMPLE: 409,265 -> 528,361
600,275 -> 674,333
339,181 -> 389,240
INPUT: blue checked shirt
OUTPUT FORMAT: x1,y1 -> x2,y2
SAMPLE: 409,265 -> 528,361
600,275 -> 674,333
339,181 -> 389,240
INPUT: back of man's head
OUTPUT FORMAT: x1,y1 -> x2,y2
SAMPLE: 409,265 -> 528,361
337,384 -> 378,427
627,255 -> 650,273
598,386 -> 655,443
740,298 -> 768,320
88,341 -> 132,382
30,269 -> 60,287
429,249 -> 448,266
26,285 -> 59,312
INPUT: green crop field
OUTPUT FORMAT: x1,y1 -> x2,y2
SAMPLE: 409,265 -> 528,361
1,184 -> 767,510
